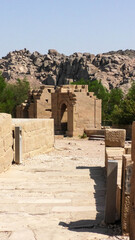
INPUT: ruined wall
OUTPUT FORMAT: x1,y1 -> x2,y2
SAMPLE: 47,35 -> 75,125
74,92 -> 101,136
130,122 -> 135,239
36,88 -> 52,118
16,86 -> 55,119
32,86 -> 54,118
0,115 -> 54,173
16,85 -> 102,137
12,119 -> 54,159
95,98 -> 102,129
0,114 -> 13,173
52,85 -> 102,137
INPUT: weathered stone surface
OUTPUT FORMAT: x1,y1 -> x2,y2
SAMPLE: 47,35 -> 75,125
105,130 -> 126,222
105,129 -> 126,147
130,122 -> 135,239
125,145 -> 131,154
84,129 -> 105,137
12,119 -> 54,160
52,85 -> 101,136
0,114 -> 13,173
0,138 -> 120,239
105,160 -> 118,224
121,154 -> 132,235
105,147 -> 124,186
1,48 -> 135,92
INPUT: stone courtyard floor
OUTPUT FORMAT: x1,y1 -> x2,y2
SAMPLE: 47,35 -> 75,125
0,138 -> 129,240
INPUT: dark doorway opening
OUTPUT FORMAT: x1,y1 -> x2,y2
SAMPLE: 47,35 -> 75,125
61,103 -> 68,133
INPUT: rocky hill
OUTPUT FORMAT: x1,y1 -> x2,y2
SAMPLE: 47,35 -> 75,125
1,48 -> 135,92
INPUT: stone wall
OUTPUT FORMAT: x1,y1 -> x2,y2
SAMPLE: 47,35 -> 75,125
74,92 -> 101,135
130,122 -> 135,239
0,114 -> 13,173
12,119 -> 54,160
16,86 -> 55,119
52,85 -> 102,137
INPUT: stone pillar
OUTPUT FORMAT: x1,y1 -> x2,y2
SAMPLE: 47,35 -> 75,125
105,160 -> 118,224
15,126 -> 22,164
121,154 -> 132,235
105,128 -> 126,219
94,99 -> 96,128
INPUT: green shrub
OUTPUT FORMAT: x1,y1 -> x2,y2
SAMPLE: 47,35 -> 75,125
71,78 -> 135,125
0,73 -> 30,117
79,133 -> 87,139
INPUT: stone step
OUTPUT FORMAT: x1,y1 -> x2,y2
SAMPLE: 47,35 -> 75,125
89,135 -> 105,140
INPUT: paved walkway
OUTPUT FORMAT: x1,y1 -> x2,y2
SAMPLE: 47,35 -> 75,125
0,138 -> 129,240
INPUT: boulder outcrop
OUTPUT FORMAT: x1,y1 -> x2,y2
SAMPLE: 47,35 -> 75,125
1,48 -> 135,92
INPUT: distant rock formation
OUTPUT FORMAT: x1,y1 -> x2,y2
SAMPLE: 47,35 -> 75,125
0,48 -> 135,92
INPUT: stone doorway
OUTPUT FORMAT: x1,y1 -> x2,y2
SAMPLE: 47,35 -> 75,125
60,103 -> 68,133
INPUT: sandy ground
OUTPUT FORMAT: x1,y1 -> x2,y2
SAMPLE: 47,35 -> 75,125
0,137 -> 129,240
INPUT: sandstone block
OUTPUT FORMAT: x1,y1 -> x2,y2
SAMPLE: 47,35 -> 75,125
121,155 -> 133,235
131,122 -> 135,163
130,121 -> 135,239
0,114 -> 13,173
105,129 -> 126,147
105,147 -> 125,186
125,145 -> 131,154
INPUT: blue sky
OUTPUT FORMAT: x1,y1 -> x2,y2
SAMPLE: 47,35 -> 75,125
0,0 -> 135,57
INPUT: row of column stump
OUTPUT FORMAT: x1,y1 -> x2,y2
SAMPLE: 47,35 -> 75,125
104,128 -> 135,239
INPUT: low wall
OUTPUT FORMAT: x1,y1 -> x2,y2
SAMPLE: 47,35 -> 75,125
12,118 -> 54,160
0,114 -> 13,173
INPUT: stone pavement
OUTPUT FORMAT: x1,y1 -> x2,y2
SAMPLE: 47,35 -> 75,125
0,138 -> 129,240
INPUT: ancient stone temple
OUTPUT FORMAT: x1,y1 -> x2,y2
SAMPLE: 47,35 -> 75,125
16,85 -> 102,136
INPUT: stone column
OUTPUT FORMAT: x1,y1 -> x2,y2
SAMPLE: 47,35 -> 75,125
105,160 -> 118,224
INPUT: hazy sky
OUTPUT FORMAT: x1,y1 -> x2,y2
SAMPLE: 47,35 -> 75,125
0,0 -> 135,57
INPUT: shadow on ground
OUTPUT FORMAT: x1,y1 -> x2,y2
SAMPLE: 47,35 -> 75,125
59,166 -> 120,236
